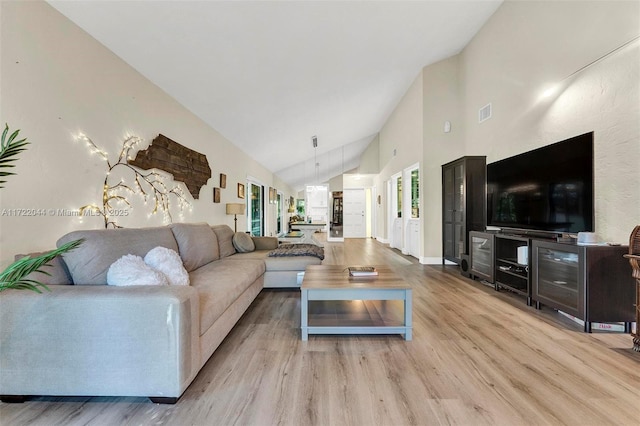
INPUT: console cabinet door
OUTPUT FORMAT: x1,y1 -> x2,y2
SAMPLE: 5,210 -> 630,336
470,231 -> 494,283
533,243 -> 583,319
529,240 -> 635,332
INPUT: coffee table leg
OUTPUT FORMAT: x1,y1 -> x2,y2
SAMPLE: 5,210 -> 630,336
404,289 -> 412,341
301,288 -> 309,341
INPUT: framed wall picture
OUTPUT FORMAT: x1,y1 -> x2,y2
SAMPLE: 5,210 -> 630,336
213,187 -> 221,203
220,173 -> 227,189
237,183 -> 245,199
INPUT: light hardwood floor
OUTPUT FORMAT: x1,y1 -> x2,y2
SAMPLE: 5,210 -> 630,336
2,236 -> 639,425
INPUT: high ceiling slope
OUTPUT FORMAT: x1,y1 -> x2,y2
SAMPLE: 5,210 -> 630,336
48,0 -> 502,190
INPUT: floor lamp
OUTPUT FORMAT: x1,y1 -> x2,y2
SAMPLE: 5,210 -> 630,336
226,203 -> 246,232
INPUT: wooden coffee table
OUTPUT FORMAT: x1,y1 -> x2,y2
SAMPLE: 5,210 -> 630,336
300,265 -> 412,340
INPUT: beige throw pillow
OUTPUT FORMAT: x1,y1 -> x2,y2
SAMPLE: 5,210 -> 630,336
170,223 -> 219,271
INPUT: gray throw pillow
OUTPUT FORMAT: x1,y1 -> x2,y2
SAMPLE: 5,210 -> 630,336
232,232 -> 255,253
13,251 -> 73,285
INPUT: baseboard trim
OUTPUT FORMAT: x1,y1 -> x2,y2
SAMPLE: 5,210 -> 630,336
376,237 -> 389,244
420,257 -> 457,265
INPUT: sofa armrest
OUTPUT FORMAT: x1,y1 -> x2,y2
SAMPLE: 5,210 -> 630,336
252,236 -> 278,250
0,285 -> 200,399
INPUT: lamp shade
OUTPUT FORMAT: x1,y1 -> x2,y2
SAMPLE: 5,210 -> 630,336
226,203 -> 245,215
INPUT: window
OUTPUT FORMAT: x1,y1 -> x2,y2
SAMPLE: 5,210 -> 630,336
411,168 -> 419,218
248,182 -> 264,236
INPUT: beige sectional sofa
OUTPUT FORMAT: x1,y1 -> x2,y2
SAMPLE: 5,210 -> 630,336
0,223 -> 321,403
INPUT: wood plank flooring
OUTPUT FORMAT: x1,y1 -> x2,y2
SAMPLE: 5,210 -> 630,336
2,236 -> 638,425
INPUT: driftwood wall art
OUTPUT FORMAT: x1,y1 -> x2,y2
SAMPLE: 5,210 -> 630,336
129,134 -> 211,199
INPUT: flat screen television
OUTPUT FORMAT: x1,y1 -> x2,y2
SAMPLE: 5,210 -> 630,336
487,132 -> 594,235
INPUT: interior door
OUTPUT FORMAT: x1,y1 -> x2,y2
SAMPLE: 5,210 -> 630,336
343,188 -> 366,238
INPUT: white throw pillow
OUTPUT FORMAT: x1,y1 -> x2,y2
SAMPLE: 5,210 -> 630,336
144,246 -> 190,286
107,254 -> 169,286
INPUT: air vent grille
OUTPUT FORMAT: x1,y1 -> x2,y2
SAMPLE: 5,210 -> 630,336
479,103 -> 492,123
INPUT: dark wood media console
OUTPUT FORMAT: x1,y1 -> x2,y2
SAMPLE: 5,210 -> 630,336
470,232 -> 636,332
531,240 -> 635,333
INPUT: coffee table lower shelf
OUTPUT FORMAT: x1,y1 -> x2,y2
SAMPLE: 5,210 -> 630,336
300,288 -> 412,341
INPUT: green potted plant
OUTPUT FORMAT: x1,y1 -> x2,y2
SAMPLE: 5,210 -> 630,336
0,124 -> 82,292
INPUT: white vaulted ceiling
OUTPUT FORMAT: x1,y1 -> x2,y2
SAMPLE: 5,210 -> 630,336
48,0 -> 502,190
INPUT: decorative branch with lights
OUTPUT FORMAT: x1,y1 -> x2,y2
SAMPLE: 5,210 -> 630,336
76,134 -> 191,228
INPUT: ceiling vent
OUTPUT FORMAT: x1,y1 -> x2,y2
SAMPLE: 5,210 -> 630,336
478,103 -> 492,123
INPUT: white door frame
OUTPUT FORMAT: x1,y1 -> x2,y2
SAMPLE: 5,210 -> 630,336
246,176 -> 267,236
371,185 -> 378,240
388,172 -> 402,250
403,163 -> 420,259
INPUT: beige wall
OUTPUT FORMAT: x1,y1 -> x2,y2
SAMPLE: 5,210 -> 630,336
378,73 -> 424,180
357,134 -> 380,175
0,1 -> 292,267
422,55 -> 462,261
344,174 -> 374,189
328,174 -> 343,192
375,73 -> 424,242
375,0 -> 639,262
458,0 -> 639,246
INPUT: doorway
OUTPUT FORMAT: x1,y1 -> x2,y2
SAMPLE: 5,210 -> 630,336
329,191 -> 343,240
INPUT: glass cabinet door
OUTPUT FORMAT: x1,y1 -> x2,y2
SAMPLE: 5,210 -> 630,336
535,247 -> 580,312
471,235 -> 492,277
453,164 -> 464,223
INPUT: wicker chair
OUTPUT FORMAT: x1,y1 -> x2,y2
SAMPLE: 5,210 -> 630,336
623,225 -> 640,351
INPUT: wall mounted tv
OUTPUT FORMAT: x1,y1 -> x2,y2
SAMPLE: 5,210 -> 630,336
487,132 -> 594,234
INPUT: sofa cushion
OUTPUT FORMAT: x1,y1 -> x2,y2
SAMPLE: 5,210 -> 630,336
13,251 -> 73,285
251,236 -> 278,251
170,223 -> 219,272
189,259 -> 265,335
107,254 -> 169,286
232,232 -> 255,253
230,251 -> 322,271
57,227 -> 179,285
264,255 -> 322,271
211,225 -> 236,258
144,247 -> 190,286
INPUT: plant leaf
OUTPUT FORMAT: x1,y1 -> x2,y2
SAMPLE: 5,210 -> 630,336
0,124 -> 30,189
1,124 -> 8,149
0,239 -> 83,293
